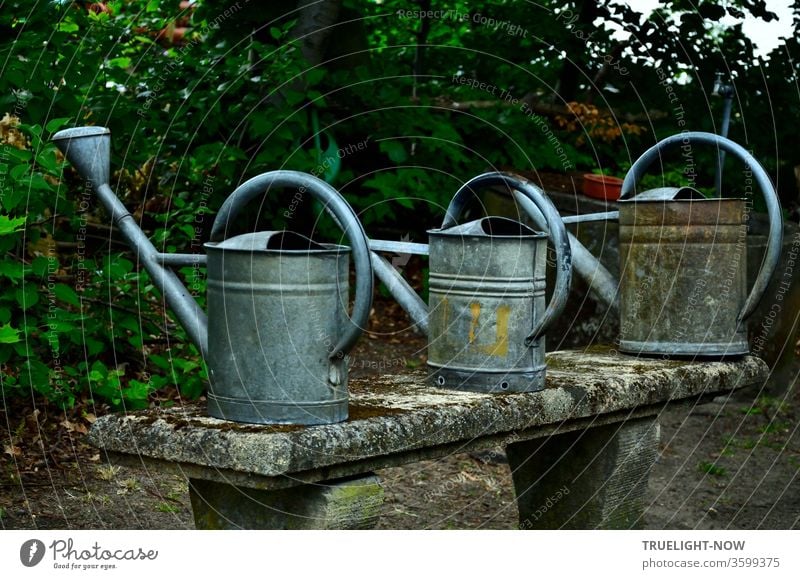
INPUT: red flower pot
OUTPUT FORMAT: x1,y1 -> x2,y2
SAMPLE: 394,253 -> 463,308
582,174 -> 624,201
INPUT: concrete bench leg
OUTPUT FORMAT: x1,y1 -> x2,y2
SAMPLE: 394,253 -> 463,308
506,417 -> 659,529
188,474 -> 384,529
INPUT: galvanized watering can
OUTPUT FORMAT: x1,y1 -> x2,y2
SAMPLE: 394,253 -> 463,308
370,172 -> 572,392
509,132 -> 783,357
52,126 -> 373,425
615,133 -> 782,356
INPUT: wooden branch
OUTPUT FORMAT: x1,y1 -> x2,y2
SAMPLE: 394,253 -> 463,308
79,296 -> 170,336
438,96 -> 666,123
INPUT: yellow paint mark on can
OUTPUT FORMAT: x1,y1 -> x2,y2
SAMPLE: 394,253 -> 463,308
468,302 -> 481,343
476,304 -> 511,357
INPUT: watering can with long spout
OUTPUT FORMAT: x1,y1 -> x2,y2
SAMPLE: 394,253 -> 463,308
507,132 -> 783,357
369,172 -> 572,392
52,126 -> 374,425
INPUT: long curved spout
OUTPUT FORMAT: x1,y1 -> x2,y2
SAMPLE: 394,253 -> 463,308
53,127 -> 208,357
511,191 -> 620,312
370,251 -> 429,336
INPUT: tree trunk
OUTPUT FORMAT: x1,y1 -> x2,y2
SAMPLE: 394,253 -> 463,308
292,0 -> 343,66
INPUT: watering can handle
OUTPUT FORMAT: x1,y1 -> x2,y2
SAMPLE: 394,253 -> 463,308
208,170 -> 373,360
442,172 -> 572,346
620,131 -> 783,323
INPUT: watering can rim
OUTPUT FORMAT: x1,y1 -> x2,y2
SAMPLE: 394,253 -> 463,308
204,230 -> 350,255
52,126 -> 110,141
426,215 -> 547,239
619,196 -> 748,203
204,241 -> 350,255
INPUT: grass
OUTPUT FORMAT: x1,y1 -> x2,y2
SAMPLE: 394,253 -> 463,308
156,502 -> 180,514
83,492 -> 111,506
698,461 -> 727,477
739,395 -> 790,417
759,421 -> 791,435
96,465 -> 121,481
116,478 -> 140,495
723,435 -> 758,450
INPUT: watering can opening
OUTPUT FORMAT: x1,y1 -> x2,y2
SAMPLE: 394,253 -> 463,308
204,230 -> 349,255
429,216 -> 546,240
620,186 -> 707,202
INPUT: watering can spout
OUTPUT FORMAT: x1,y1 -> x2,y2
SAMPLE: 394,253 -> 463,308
52,126 -> 209,357
53,126 -> 111,187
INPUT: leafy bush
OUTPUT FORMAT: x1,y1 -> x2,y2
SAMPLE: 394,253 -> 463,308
0,2 -> 311,409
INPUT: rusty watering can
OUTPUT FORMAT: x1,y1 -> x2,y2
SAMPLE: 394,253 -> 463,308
52,127 -> 373,425
616,132 -> 782,356
511,132 -> 783,357
369,172 -> 572,392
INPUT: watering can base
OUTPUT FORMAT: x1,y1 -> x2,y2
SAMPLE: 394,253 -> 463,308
428,365 -> 546,393
618,339 -> 750,359
207,393 -> 348,426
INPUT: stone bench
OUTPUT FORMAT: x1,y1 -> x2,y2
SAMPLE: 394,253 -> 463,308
87,350 -> 767,529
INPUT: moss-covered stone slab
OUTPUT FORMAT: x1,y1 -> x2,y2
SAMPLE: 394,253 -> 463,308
87,351 -> 766,489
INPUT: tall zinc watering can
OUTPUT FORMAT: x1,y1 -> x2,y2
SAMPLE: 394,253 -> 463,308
510,132 -> 783,357
615,133 -> 783,356
370,172 -> 572,392
52,127 -> 373,425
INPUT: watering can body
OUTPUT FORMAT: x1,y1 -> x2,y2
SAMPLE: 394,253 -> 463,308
405,173 -> 573,393
205,231 -> 352,424
427,217 -> 550,392
618,191 -> 749,356
614,132 -> 783,358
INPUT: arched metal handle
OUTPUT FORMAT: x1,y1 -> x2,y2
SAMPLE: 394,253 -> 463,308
210,170 -> 373,359
442,172 -> 572,346
621,132 -> 783,323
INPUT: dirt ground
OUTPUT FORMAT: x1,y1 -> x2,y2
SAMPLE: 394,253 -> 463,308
2,293 -> 799,530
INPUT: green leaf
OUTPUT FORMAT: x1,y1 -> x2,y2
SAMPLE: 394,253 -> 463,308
122,379 -> 151,409
380,140 -> 408,164
15,285 -> 39,310
30,256 -> 49,277
45,117 -> 72,132
9,164 -> 28,181
0,215 -> 26,235
85,338 -> 104,356
57,21 -> 79,33
306,69 -> 326,85
27,174 -> 55,192
36,149 -> 59,173
0,260 -> 24,282
53,283 -> 80,307
0,188 -> 25,211
0,324 -> 21,344
148,353 -> 170,370
2,148 -> 32,163
107,57 -> 132,69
